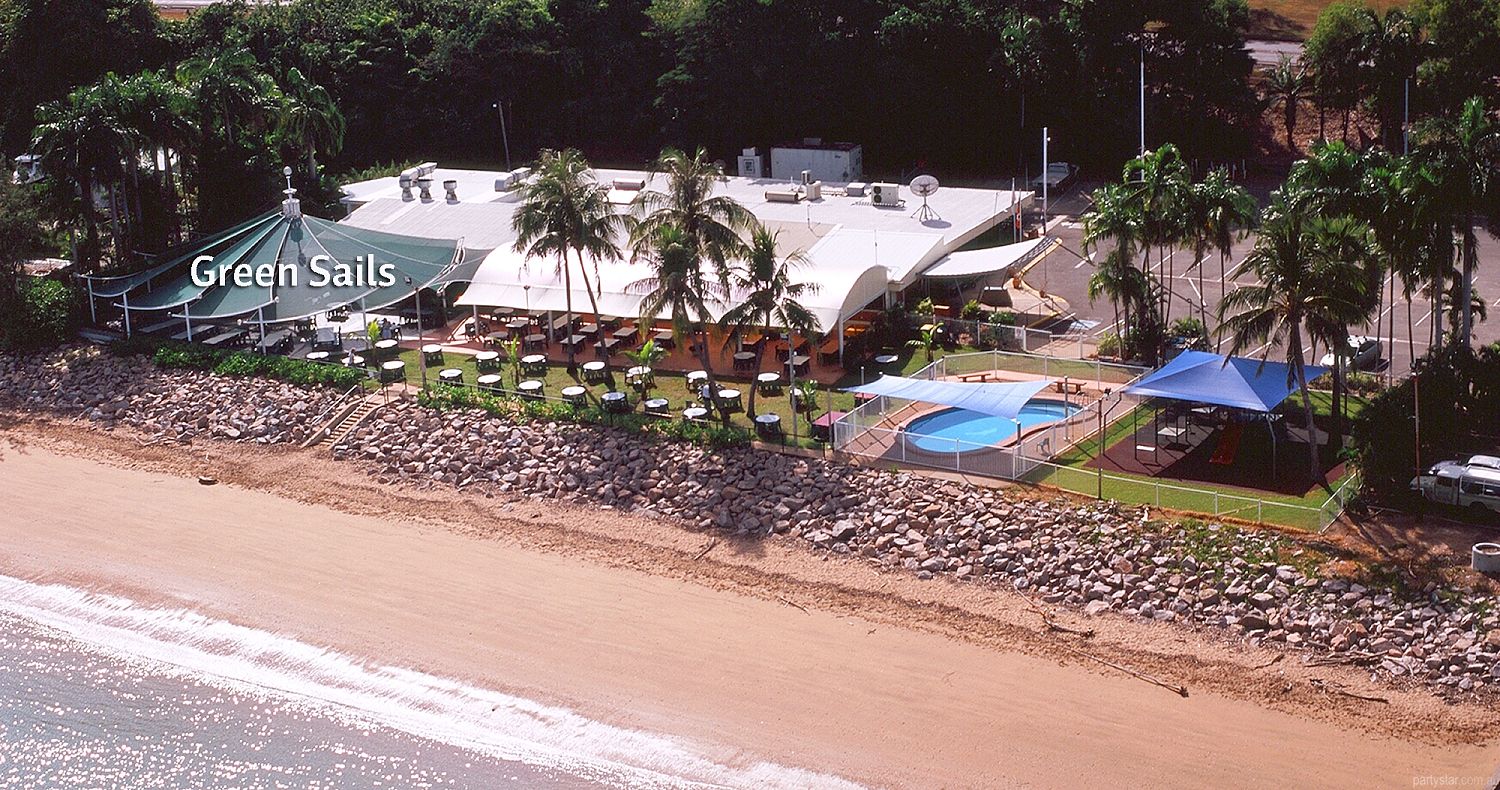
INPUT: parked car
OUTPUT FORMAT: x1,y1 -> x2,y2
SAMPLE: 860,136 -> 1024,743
1318,335 -> 1380,371
1030,162 -> 1077,192
1410,459 -> 1500,516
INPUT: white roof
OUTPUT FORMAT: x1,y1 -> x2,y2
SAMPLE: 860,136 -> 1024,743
923,238 -> 1046,278
456,237 -> 890,329
340,167 -> 526,207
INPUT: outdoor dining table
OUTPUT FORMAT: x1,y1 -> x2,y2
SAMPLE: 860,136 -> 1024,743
651,329 -> 674,349
612,325 -> 638,341
474,350 -> 500,368
477,373 -> 503,391
732,351 -> 757,370
506,318 -> 530,332
785,354 -> 811,375
601,390 -> 629,412
754,413 -> 782,436
873,353 -> 899,366
522,333 -> 546,350
379,359 -> 405,383
438,368 -> 463,383
345,354 -> 365,367
518,379 -> 544,399
756,372 -> 782,389
682,406 -> 709,421
304,350 -> 330,362
561,384 -> 587,401
582,360 -> 607,382
626,365 -> 652,385
716,388 -> 742,410
373,338 -> 399,359
561,333 -> 588,351
421,343 -> 442,355
644,397 -> 669,414
686,370 -> 708,386
203,329 -> 245,347
578,323 -> 600,337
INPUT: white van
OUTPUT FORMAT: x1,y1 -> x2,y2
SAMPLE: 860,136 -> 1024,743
1410,460 -> 1500,516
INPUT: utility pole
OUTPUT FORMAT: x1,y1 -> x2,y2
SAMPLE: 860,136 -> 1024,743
1041,126 -> 1049,228
492,101 -> 512,172
1403,78 -> 1411,154
1139,45 -> 1146,155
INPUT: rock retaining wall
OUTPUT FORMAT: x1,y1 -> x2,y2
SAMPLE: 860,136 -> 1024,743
338,399 -> 1500,698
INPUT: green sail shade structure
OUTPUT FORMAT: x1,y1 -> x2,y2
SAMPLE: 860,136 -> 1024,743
87,196 -> 464,332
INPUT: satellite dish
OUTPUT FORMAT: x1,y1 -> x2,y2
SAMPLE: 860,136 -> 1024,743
909,175 -> 941,221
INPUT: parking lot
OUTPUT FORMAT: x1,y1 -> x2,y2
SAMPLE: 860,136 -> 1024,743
1026,181 -> 1500,377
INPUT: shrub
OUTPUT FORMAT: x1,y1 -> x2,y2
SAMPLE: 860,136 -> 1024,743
117,336 -> 366,389
988,310 -> 1017,326
960,299 -> 985,321
1169,317 -> 1209,351
0,278 -> 78,352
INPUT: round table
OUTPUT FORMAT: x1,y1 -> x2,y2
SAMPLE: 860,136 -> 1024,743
561,385 -> 587,399
717,388 -> 740,401
627,365 -> 651,379
601,391 -> 628,411
686,370 -> 708,387
874,354 -> 899,366
380,360 -> 405,382
754,413 -> 781,433
756,372 -> 781,385
524,333 -> 547,347
374,339 -> 398,353
305,351 -> 329,362
644,397 -> 669,412
732,351 -> 756,368
682,406 -> 709,420
518,379 -> 544,396
345,355 -> 365,367
438,368 -> 463,383
521,354 -> 546,365
475,350 -> 499,363
476,373 -> 502,389
421,343 -> 442,355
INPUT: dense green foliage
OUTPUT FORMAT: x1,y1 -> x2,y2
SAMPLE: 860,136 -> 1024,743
112,335 -> 369,387
1352,344 -> 1500,496
0,278 -> 77,352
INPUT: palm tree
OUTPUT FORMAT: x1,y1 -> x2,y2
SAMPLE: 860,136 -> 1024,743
1218,199 -> 1379,480
1082,181 -> 1143,346
630,147 -> 759,417
622,339 -> 667,397
275,67 -> 345,181
1122,144 -> 1191,348
1415,96 -> 1500,349
1264,55 -> 1311,152
718,228 -> 821,418
1358,6 -> 1421,152
631,224 -> 727,418
117,70 -> 194,246
32,84 -> 130,269
178,49 -> 282,146
907,325 -> 940,363
1194,168 -> 1257,349
512,148 -> 625,373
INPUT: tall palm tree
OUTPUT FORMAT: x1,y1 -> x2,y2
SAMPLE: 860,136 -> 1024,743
718,228 -> 821,418
1218,199 -> 1379,480
1082,181 -> 1144,348
178,49 -> 282,146
631,224 -> 728,418
1264,55 -> 1311,152
275,67 -> 345,181
1122,144 -> 1191,349
1416,96 -> 1500,349
1358,6 -> 1421,153
117,70 -> 194,245
1195,168 -> 1258,350
512,148 -> 624,373
630,147 -> 759,415
32,84 -> 129,269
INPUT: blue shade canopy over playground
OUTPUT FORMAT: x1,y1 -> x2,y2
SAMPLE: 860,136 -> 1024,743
1123,350 -> 1328,412
844,376 -> 1053,421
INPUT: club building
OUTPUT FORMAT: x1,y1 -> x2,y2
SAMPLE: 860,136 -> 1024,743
336,161 -> 1043,356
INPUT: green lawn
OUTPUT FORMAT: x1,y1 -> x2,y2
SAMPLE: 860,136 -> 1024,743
1027,389 -> 1368,531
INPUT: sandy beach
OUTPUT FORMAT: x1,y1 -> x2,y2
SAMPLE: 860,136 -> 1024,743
1,420 -> 1497,789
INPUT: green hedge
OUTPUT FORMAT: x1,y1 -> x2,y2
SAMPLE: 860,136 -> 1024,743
0,278 -> 78,352
417,382 -> 751,450
110,336 -> 368,389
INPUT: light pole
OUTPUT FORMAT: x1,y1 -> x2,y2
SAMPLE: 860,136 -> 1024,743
1096,388 -> 1113,500
492,101 -> 512,172
406,275 -> 426,390
1041,126 -> 1049,228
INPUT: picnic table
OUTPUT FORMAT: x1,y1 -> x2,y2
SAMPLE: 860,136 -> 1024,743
785,354 -> 811,376
651,329 -> 675,349
258,329 -> 292,353
523,333 -> 547,351
506,318 -> 531,332
733,351 -> 757,370
611,325 -> 638,343
578,323 -> 600,337
203,328 -> 245,347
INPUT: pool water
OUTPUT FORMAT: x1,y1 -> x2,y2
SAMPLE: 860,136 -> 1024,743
904,399 -> 1080,452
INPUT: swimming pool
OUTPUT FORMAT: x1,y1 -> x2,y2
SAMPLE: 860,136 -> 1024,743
903,400 -> 1081,453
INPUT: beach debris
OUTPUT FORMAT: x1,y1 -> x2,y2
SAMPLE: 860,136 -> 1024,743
197,475 -> 218,486
692,538 -> 718,561
1309,678 -> 1389,704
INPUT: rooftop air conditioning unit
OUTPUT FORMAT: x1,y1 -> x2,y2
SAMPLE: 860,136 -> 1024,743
738,153 -> 763,178
871,182 -> 901,207
845,182 -> 866,197
416,162 -> 438,177
800,169 -> 813,185
612,177 -> 645,191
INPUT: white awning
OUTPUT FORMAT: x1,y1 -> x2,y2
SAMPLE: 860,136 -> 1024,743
921,237 -> 1047,279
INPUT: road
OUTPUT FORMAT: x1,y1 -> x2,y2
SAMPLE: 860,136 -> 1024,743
1022,181 -> 1500,378
1246,39 -> 1303,69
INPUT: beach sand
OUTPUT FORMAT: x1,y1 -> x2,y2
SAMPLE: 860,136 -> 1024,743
0,420 -> 1496,789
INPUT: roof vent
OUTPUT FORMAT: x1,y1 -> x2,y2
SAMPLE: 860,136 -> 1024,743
443,180 -> 458,203
612,177 -> 645,191
416,162 -> 438,177
417,176 -> 433,202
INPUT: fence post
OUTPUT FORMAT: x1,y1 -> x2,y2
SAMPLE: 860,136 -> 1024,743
1214,491 -> 1219,515
1257,500 -> 1263,523
1155,482 -> 1160,508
